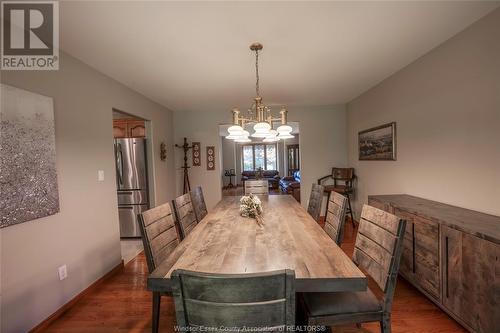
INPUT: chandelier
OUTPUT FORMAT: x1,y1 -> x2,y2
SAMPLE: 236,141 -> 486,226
226,42 -> 294,143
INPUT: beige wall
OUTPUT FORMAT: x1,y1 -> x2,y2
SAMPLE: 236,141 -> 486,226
221,137 -> 236,187
173,110 -> 225,209
347,9 -> 500,217
287,106 -> 348,209
0,52 -> 175,333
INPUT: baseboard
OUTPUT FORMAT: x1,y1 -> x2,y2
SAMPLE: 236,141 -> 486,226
29,260 -> 124,333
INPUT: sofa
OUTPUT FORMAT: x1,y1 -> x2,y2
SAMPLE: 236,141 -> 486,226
241,170 -> 280,189
279,170 -> 300,193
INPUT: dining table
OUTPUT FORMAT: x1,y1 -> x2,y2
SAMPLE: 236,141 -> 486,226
148,195 -> 367,293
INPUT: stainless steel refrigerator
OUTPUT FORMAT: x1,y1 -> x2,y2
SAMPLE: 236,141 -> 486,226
114,138 -> 148,238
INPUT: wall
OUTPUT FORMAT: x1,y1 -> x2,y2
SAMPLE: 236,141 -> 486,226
180,106 -> 347,210
287,106 -> 347,208
221,137 -> 237,187
173,110 -> 225,209
347,8 -> 500,217
0,52 -> 175,333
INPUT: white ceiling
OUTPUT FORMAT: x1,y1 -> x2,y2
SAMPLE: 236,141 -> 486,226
60,1 -> 499,112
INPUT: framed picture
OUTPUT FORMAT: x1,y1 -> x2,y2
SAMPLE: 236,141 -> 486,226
1,84 -> 60,228
192,142 -> 201,166
358,122 -> 396,160
206,146 -> 215,170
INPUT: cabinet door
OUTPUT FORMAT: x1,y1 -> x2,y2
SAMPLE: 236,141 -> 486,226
394,209 -> 415,280
413,216 -> 440,300
128,120 -> 146,138
113,121 -> 128,138
442,226 -> 499,332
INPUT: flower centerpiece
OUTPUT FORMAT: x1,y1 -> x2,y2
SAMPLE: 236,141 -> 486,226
240,194 -> 264,226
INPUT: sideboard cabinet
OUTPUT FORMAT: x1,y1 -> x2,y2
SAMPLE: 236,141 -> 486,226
368,195 -> 499,333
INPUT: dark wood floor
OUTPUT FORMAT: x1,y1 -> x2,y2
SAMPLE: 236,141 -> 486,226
42,222 -> 467,333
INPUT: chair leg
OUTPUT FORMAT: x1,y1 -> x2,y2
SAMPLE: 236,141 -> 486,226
324,191 -> 331,221
380,314 -> 391,333
346,193 -> 355,226
152,292 -> 161,333
356,323 -> 362,328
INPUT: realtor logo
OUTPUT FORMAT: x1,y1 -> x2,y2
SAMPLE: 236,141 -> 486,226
1,1 -> 59,70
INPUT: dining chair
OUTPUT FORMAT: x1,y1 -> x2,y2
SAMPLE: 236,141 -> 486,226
138,202 -> 181,333
318,167 -> 356,223
307,183 -> 324,222
171,269 -> 296,330
301,204 -> 406,333
190,186 -> 208,222
244,179 -> 269,195
324,191 -> 348,245
173,193 -> 198,239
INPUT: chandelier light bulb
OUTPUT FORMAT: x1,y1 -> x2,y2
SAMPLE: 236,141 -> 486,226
228,125 -> 244,134
276,125 -> 293,134
251,122 -> 271,137
253,122 -> 271,132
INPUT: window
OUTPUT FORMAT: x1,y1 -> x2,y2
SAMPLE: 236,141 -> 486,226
242,143 -> 277,171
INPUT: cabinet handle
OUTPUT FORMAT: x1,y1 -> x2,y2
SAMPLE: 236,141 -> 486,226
412,223 -> 416,274
445,236 -> 449,298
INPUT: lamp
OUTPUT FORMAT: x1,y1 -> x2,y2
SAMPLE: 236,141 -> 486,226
225,43 -> 294,142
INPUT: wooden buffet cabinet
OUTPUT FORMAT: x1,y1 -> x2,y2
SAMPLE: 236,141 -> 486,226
368,195 -> 499,333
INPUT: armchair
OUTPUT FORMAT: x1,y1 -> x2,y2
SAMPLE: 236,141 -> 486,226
318,168 -> 355,223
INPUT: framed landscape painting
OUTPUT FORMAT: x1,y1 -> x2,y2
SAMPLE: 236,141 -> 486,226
358,122 -> 396,160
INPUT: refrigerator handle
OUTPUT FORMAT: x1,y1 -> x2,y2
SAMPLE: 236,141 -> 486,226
116,143 -> 124,186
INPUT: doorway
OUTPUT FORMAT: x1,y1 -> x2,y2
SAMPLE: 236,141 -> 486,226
218,122 -> 300,199
112,109 -> 152,264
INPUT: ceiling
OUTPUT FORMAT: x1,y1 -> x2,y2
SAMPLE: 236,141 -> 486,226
60,1 -> 499,112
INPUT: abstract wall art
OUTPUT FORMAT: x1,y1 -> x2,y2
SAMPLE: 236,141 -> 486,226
0,84 -> 60,228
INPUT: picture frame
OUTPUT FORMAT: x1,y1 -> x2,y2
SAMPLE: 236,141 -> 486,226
206,146 -> 215,170
192,142 -> 201,166
358,122 -> 396,160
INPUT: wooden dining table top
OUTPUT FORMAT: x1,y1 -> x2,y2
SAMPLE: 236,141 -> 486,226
148,195 -> 367,293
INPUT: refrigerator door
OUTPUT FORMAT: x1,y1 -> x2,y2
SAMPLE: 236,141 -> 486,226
118,204 -> 148,237
115,138 -> 147,190
117,190 -> 148,205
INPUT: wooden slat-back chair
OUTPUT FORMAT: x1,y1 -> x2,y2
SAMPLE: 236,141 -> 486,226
244,180 -> 269,195
173,193 -> 198,239
302,205 -> 406,333
324,191 -> 348,245
138,203 -> 181,333
171,269 -> 295,331
307,183 -> 324,222
190,186 -> 208,222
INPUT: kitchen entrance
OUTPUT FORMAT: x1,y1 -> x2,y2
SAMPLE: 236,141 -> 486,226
112,109 -> 151,263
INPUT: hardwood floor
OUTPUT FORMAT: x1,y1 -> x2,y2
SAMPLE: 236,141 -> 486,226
41,222 -> 467,333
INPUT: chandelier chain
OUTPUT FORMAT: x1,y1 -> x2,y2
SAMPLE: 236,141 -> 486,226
255,49 -> 260,97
